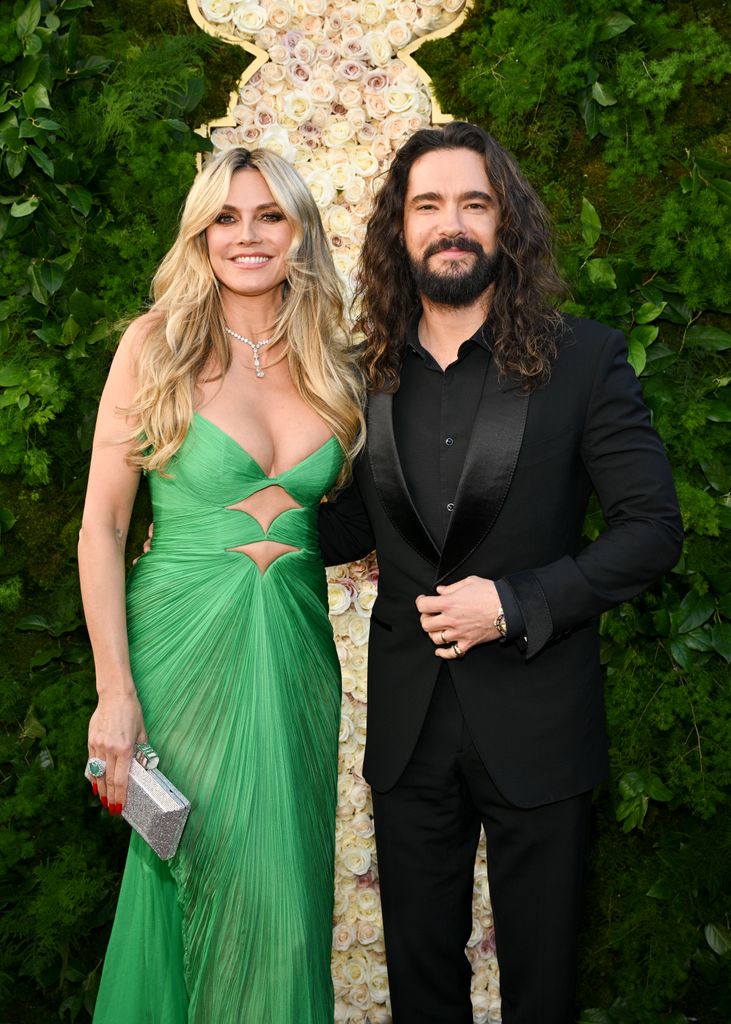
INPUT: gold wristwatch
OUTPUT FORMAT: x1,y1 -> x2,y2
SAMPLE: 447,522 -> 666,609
494,605 -> 507,638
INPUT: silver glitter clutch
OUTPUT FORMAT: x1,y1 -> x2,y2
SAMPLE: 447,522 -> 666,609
122,746 -> 191,860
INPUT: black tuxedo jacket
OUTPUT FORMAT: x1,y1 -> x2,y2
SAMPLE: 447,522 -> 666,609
319,316 -> 683,807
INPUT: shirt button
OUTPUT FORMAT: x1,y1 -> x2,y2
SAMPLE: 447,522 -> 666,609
445,437 -> 454,446
447,502 -> 455,512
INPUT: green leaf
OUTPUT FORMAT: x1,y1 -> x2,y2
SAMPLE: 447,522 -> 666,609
634,301 -> 666,324
0,507 -> 15,532
65,184 -> 92,215
5,149 -> 28,178
669,638 -> 695,670
700,458 -> 731,493
710,180 -> 731,208
39,260 -> 66,295
16,54 -> 42,90
718,593 -> 731,617
646,878 -> 672,900
62,0 -> 94,8
642,342 -> 677,376
627,338 -> 646,376
23,33 -> 42,56
27,263 -> 47,304
29,647 -> 62,668
686,325 -> 731,351
71,55 -> 112,78
586,258 -> 616,290
682,627 -> 715,651
22,81 -> 51,114
597,12 -> 635,42
27,144 -> 54,178
581,197 -> 601,248
10,196 -> 39,218
591,81 -> 618,107
578,91 -> 600,140
646,775 -> 672,801
706,397 -> 731,422
676,590 -> 716,633
68,289 -> 96,325
45,12 -> 61,30
15,0 -> 41,39
705,922 -> 731,956
0,365 -> 26,387
630,325 -> 659,348
711,624 -> 731,663
577,1011 -> 612,1024
16,613 -> 52,632
694,156 -> 731,177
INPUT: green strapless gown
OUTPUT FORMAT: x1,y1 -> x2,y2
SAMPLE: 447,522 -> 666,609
93,413 -> 343,1023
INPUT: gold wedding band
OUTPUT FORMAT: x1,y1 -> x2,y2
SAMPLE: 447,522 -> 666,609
440,630 -> 447,645
452,643 -> 464,659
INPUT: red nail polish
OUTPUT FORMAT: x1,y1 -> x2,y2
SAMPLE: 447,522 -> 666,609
92,781 -> 98,795
117,804 -> 123,816
101,795 -> 108,808
108,804 -> 115,816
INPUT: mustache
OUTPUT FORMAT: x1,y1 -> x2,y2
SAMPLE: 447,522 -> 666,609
422,236 -> 485,259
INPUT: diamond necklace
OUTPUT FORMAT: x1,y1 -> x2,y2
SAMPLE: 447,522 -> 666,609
224,325 -> 279,378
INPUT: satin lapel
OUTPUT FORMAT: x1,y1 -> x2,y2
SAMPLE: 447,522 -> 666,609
435,366 -> 529,585
367,391 -> 440,567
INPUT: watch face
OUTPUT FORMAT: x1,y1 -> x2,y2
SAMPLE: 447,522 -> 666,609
495,611 -> 507,636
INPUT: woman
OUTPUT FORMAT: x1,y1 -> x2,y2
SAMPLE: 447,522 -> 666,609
78,147 -> 365,1022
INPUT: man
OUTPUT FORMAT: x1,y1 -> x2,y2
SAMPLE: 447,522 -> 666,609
318,122 -> 683,1024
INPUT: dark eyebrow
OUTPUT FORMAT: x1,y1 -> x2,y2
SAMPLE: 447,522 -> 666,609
408,190 -> 494,205
219,202 -> 283,213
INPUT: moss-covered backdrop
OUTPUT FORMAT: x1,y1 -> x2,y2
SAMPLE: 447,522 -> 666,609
1,0 -> 729,1021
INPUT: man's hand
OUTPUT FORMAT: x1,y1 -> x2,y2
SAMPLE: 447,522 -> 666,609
132,522 -> 154,566
416,576 -> 502,659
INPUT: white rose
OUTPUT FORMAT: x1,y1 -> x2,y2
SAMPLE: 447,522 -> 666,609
237,124 -> 262,145
322,120 -> 355,146
340,667 -> 359,696
346,106 -> 366,130
385,84 -> 417,113
309,107 -> 330,129
259,63 -> 287,94
359,0 -> 386,25
350,811 -> 375,838
239,84 -> 262,106
324,13 -> 342,36
330,163 -> 355,192
341,846 -> 372,876
233,3 -> 267,32
349,983 -> 371,1009
407,113 -> 425,133
336,59 -> 366,82
267,43 -> 288,64
343,176 -> 367,205
286,59 -> 311,86
267,2 -> 293,29
301,15 -> 322,34
342,951 -> 370,984
256,26 -> 277,48
341,21 -> 364,41
415,10 -> 442,32
354,580 -> 377,615
356,887 -> 381,920
332,249 -> 356,283
254,103 -> 276,127
351,146 -> 379,177
328,563 -> 350,581
316,39 -> 337,61
306,168 -> 337,208
329,581 -> 352,610
260,126 -> 298,162
294,38 -> 316,63
364,70 -> 387,92
340,2 -> 359,23
284,90 -> 314,124
332,921 -> 356,951
341,36 -> 368,60
368,964 -> 390,1002
356,919 -> 381,946
349,779 -> 370,810
396,0 -> 417,22
365,92 -> 388,120
307,78 -> 335,108
471,991 -> 492,1024
347,614 -> 370,646
201,0 -> 233,22
365,30 -> 392,67
386,19 -> 412,49
304,0 -> 328,12
443,0 -> 465,11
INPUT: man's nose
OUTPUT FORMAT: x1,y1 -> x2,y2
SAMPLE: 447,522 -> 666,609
437,204 -> 466,236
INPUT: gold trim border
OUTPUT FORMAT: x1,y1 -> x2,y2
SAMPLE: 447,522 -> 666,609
186,0 -> 474,133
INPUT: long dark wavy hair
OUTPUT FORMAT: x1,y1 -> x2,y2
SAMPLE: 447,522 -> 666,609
354,122 -> 568,391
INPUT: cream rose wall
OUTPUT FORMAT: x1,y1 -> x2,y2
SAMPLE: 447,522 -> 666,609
188,0 -> 500,1018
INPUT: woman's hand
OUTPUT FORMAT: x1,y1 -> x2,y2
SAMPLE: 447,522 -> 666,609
88,691 -> 148,815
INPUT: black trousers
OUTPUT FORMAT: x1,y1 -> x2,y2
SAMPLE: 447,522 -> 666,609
371,667 -> 592,1024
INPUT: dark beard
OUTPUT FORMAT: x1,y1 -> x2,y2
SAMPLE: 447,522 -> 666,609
408,237 -> 502,308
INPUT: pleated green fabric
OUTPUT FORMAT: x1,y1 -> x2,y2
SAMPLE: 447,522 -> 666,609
93,413 -> 343,1023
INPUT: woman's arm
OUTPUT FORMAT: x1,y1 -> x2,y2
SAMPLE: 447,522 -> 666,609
78,316 -> 152,814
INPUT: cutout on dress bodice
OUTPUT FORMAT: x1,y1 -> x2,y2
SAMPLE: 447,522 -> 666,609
226,484 -> 302,574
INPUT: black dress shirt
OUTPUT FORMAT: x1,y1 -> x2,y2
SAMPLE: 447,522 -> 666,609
392,317 -> 524,639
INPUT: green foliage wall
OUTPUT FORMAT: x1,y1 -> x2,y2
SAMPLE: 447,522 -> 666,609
0,0 -> 729,1021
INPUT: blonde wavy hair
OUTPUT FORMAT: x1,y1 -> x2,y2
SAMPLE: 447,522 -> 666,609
126,147 -> 365,484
